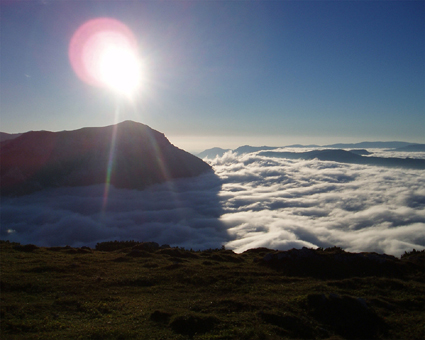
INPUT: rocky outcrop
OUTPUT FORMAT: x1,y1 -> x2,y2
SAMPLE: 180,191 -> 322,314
0,121 -> 211,196
307,293 -> 386,339
260,247 -> 420,279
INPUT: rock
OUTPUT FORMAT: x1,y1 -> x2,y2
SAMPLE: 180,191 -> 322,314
307,293 -> 386,339
261,247 -> 404,278
259,311 -> 313,338
150,310 -> 172,323
13,244 -> 38,252
169,313 -> 219,336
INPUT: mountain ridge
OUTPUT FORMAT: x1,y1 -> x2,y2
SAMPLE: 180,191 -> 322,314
259,149 -> 425,170
0,120 -> 211,196
0,132 -> 22,144
197,142 -> 425,159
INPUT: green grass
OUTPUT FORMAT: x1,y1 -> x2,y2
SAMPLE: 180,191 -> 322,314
1,241 -> 424,339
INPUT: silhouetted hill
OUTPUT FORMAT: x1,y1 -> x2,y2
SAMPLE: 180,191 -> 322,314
259,149 -> 425,169
197,145 -> 279,159
394,144 -> 425,152
198,141 -> 423,159
233,145 -> 278,155
0,132 -> 22,143
286,144 -> 320,148
349,149 -> 372,155
324,141 -> 414,149
198,147 -> 231,159
0,121 -> 211,196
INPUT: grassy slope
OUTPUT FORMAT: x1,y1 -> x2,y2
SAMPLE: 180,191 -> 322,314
1,241 -> 424,340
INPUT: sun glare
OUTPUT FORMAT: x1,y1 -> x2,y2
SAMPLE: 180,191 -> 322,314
69,18 -> 142,98
98,43 -> 141,96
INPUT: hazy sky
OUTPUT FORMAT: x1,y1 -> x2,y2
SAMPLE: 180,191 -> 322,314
1,1 -> 424,152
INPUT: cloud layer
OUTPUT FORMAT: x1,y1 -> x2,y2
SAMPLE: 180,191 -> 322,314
211,151 -> 425,256
1,172 -> 228,250
2,149 -> 424,257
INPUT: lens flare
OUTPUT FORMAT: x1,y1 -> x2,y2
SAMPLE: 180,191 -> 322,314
69,18 -> 142,97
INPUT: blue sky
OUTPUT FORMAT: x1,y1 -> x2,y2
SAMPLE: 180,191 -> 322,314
1,1 -> 424,152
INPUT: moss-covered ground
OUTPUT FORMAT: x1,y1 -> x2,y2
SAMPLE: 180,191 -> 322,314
1,241 -> 424,339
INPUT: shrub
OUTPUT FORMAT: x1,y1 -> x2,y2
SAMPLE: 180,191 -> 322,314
95,240 -> 141,251
401,249 -> 424,259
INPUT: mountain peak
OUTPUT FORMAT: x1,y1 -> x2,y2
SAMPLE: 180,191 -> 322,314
0,121 -> 211,196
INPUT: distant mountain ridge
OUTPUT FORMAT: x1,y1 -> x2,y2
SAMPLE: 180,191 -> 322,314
197,142 -> 424,159
394,144 -> 425,152
233,145 -> 278,155
0,121 -> 211,196
0,132 -> 22,143
259,149 -> 425,170
197,147 -> 231,159
323,141 -> 417,149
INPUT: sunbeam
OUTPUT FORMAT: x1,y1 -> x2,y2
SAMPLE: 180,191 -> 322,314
102,110 -> 119,212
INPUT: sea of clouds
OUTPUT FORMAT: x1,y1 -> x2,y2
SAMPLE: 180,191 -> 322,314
1,149 -> 424,257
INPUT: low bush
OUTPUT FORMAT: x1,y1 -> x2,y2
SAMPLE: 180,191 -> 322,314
95,240 -> 141,251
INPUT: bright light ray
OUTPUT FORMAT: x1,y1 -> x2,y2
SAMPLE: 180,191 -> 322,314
142,132 -> 186,220
102,110 -> 119,212
100,102 -> 180,215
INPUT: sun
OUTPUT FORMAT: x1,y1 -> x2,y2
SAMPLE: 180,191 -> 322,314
98,45 -> 141,96
69,18 -> 143,98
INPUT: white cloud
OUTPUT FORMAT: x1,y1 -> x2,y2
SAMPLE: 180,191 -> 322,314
1,172 -> 228,249
210,151 -> 425,256
1,150 -> 424,257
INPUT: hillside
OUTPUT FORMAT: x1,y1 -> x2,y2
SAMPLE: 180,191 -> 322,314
197,147 -> 231,159
0,132 -> 22,143
0,121 -> 211,196
1,240 -> 424,339
394,144 -> 425,152
323,142 -> 415,149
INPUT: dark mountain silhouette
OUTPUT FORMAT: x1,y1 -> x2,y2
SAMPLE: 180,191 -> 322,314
349,149 -> 372,155
286,144 -> 320,148
0,121 -> 211,196
259,149 -> 425,169
0,132 -> 22,143
233,145 -> 278,155
198,147 -> 231,159
198,141 -> 424,159
196,145 -> 279,159
394,144 -> 425,152
324,141 -> 415,149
